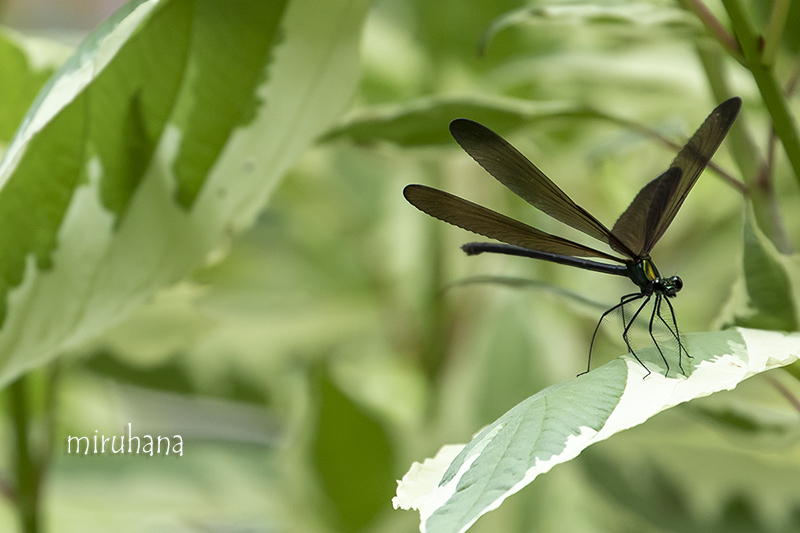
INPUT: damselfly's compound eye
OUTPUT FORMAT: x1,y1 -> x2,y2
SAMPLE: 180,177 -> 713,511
666,276 -> 683,296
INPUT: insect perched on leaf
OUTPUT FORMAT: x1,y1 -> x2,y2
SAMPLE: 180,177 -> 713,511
404,97 -> 741,377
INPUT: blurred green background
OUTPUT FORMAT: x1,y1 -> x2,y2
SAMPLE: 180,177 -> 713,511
2,0 -> 800,532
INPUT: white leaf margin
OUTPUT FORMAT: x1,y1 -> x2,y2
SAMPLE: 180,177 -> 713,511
394,327 -> 800,533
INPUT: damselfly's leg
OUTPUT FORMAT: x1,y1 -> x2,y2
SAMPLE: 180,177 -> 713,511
652,297 -> 679,370
649,295 -> 670,376
661,296 -> 690,372
653,297 -> 679,345
621,294 -> 652,378
585,292 -> 642,376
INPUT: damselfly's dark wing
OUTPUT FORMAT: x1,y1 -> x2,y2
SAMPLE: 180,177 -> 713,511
449,119 -> 636,259
612,97 -> 742,256
403,184 -> 626,262
610,168 -> 681,256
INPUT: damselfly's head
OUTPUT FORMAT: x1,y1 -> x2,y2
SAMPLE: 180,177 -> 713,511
659,276 -> 683,298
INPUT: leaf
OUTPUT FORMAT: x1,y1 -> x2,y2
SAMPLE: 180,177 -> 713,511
581,379 -> 800,533
0,30 -> 65,143
581,446 -> 696,531
394,328 -> 800,533
479,3 -> 703,55
314,369 -> 396,532
733,208 -> 798,330
323,94 -> 705,161
0,0 -> 370,386
325,95 -> 635,146
324,95 -> 555,146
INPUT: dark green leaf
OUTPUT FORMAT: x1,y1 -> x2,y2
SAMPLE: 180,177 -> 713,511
313,370 -> 395,532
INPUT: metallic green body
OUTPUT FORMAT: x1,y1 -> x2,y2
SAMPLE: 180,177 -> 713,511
626,257 -> 682,298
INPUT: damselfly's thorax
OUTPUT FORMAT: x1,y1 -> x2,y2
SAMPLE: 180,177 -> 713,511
627,257 -> 683,298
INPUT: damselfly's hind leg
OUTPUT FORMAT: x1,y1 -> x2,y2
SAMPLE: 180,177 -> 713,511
660,296 -> 690,373
649,295 -> 670,377
585,292 -> 649,377
620,294 -> 652,379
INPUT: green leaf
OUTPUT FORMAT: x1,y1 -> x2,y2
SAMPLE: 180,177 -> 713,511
394,328 -> 800,533
0,30 -> 64,143
479,3 -> 703,55
0,0 -> 370,386
314,369 -> 395,532
324,94 -> 694,151
325,95 -> 621,146
171,1 -> 287,208
323,95 -> 542,146
733,208 -> 798,330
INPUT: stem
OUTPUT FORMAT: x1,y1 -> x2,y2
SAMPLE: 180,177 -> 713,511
696,44 -> 793,253
762,0 -> 791,67
10,375 -> 39,533
534,106 -> 747,193
676,0 -> 744,64
583,110 -> 747,194
723,0 -> 800,190
764,374 -> 800,414
40,365 -> 59,489
697,46 -> 762,179
784,59 -> 800,97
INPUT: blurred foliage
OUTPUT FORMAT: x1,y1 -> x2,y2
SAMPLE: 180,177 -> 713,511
730,208 -> 798,331
0,0 -> 797,532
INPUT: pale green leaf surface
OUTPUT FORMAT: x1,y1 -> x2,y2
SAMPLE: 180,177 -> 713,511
0,0 -> 369,385
394,328 -> 800,533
